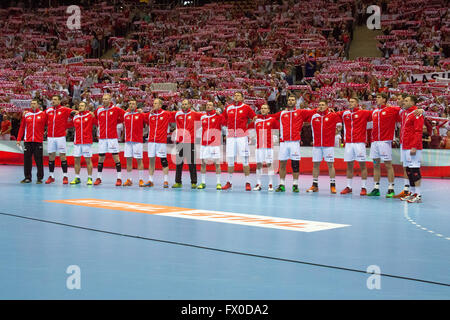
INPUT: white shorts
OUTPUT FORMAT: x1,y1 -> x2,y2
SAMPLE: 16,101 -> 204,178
344,143 -> 367,162
404,149 -> 422,168
256,148 -> 274,164
47,136 -> 67,154
312,146 -> 335,162
400,144 -> 408,167
73,144 -> 93,158
226,136 -> 249,159
200,145 -> 221,160
279,141 -> 301,161
369,140 -> 392,162
124,142 -> 143,159
148,142 -> 167,158
98,138 -> 120,154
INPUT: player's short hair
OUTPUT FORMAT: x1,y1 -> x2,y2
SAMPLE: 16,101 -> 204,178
31,98 -> 40,104
349,97 -> 359,103
407,95 -> 418,104
287,94 -> 297,100
234,91 -> 244,98
319,99 -> 328,105
52,95 -> 61,101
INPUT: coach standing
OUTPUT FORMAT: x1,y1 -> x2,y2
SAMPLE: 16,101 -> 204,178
16,99 -> 47,184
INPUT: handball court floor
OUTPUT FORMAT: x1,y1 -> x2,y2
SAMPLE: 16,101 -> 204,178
0,165 -> 449,299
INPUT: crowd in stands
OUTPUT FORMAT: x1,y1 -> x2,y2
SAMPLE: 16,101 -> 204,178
0,0 -> 449,148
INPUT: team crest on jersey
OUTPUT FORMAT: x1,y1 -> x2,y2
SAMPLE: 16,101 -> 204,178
325,118 -> 329,121
212,119 -> 215,122
135,116 -> 139,119
188,116 -> 191,119
37,116 -> 41,119
110,112 -> 113,115
160,117 -> 163,120
58,112 -> 61,115
85,118 -> 88,121
382,112 -> 386,115
354,115 -> 358,118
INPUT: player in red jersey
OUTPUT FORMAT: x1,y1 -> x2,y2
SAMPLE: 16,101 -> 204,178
197,101 -> 225,190
44,95 -> 73,184
70,101 -> 97,185
94,94 -> 126,186
253,104 -> 278,191
400,95 -> 424,203
338,97 -> 372,196
144,98 -> 175,188
16,99 -> 47,184
273,95 -> 316,193
172,99 -> 203,189
305,99 -> 343,194
221,92 -> 256,191
122,99 -> 148,187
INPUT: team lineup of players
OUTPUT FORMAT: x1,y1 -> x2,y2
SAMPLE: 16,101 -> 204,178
16,91 -> 425,203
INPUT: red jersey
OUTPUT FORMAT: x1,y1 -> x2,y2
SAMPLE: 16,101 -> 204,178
254,115 -> 279,149
17,110 -> 47,143
274,108 -> 316,142
124,111 -> 148,143
339,107 -> 372,143
45,105 -> 73,138
402,106 -> 424,150
147,109 -> 175,143
200,110 -> 225,146
399,109 -> 407,145
1,120 -> 11,133
72,111 -> 97,145
174,109 -> 203,143
95,104 -> 125,140
371,105 -> 401,142
309,109 -> 342,147
223,102 -> 256,138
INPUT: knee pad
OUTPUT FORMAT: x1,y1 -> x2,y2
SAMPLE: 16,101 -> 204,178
160,157 -> 168,168
99,153 -> 106,157
409,168 -> 422,183
112,152 -> 119,156
291,160 -> 300,173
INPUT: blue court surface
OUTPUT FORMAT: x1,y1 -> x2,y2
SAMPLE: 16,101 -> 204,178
0,165 -> 449,300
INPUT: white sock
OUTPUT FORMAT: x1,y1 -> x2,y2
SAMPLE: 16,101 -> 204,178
256,169 -> 262,185
268,170 -> 274,185
97,172 -> 102,179
415,186 -> 421,195
410,186 -> 415,194
216,174 -> 221,184
388,183 -> 394,190
293,178 -> 298,186
164,174 -> 168,183
201,173 -> 206,184
117,172 -> 122,179
139,170 -> 143,181
280,178 -> 285,185
228,173 -> 233,183
347,179 -> 352,188
87,175 -> 92,179
361,179 -> 366,188
50,172 -> 54,178
75,174 -> 80,179
374,182 -> 379,189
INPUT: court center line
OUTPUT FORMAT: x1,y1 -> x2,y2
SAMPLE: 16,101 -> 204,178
0,211 -> 449,288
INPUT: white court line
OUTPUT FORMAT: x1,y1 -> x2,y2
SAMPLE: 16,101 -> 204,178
403,203 -> 450,241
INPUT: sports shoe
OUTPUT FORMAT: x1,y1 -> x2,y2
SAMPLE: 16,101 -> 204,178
63,177 -> 69,185
70,177 -> 81,185
93,178 -> 102,185
197,183 -> 206,189
407,194 -> 422,203
330,185 -> 337,194
139,180 -> 145,187
268,184 -> 274,192
36,179 -> 43,184
222,182 -> 232,190
394,190 -> 410,199
275,184 -> 285,192
87,178 -> 93,185
340,187 -> 352,194
367,188 -> 380,196
292,184 -> 299,193
115,179 -> 122,186
45,176 -> 55,184
123,179 -> 133,186
144,181 -> 154,187
172,183 -> 182,188
401,193 -> 415,201
306,185 -> 319,193
191,183 -> 197,189
386,189 -> 395,198
216,183 -> 222,190
163,181 -> 169,188
245,183 -> 251,191
20,178 -> 31,183
360,188 -> 367,196
253,184 -> 262,191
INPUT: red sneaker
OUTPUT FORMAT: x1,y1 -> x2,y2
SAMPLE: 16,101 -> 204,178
93,178 -> 102,185
340,187 -> 352,194
245,182 -> 251,191
222,182 -> 232,190
360,188 -> 367,196
63,177 -> 68,185
115,179 -> 122,186
45,176 -> 55,184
